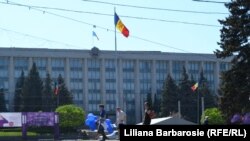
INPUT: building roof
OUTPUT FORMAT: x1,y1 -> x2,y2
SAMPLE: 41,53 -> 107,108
0,47 -> 232,62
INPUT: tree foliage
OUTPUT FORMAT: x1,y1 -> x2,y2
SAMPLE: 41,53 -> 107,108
153,93 -> 161,115
21,63 -> 43,112
146,90 -> 152,108
57,74 -> 73,106
42,73 -> 56,111
55,104 -> 85,128
198,70 -> 216,110
219,69 -> 250,122
14,70 -> 25,112
201,108 -> 225,125
215,0 -> 250,121
179,67 -> 197,123
161,74 -> 179,117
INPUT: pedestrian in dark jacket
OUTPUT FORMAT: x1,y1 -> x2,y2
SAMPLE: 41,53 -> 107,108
143,102 -> 152,125
97,104 -> 108,141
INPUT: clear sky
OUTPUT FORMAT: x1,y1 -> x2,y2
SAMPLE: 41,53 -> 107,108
0,0 -> 230,54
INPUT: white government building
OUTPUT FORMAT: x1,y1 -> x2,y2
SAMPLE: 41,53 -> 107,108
0,47 -> 231,123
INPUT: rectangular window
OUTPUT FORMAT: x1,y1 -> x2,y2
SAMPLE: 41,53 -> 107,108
188,61 -> 200,81
87,59 -> 100,68
51,58 -> 64,67
204,62 -> 214,72
172,61 -> 185,83
51,58 -> 65,78
156,60 -> 168,93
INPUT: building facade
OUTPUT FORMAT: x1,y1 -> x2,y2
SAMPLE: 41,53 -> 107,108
0,47 -> 231,123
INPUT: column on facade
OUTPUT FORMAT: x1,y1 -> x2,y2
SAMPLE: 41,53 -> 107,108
47,57 -> 52,75
214,61 -> 220,95
28,57 -> 33,70
169,60 -> 173,78
9,56 -> 14,111
185,60 -> 188,73
151,60 -> 156,103
114,57 -> 119,108
200,61 -> 204,73
65,58 -> 70,90
200,61 -> 204,79
100,58 -> 105,105
83,58 -> 88,112
118,59 -> 123,108
135,59 -> 141,123
79,59 -> 84,109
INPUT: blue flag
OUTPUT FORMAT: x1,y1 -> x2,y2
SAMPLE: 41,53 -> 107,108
92,31 -> 99,40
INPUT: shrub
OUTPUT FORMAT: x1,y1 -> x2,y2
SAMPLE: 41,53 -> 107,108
55,105 -> 85,130
200,108 -> 225,125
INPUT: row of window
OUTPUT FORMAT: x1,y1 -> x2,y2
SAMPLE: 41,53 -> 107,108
0,58 -> 230,81
0,57 -> 230,70
0,58 -> 230,103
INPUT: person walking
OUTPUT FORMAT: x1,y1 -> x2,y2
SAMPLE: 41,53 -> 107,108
116,107 -> 126,126
143,102 -> 152,125
97,104 -> 108,141
116,107 -> 126,139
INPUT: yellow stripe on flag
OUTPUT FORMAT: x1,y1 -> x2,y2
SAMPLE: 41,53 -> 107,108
191,82 -> 198,91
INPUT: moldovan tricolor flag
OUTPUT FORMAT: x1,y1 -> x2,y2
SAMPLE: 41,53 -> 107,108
114,12 -> 129,37
191,82 -> 199,92
54,81 -> 59,95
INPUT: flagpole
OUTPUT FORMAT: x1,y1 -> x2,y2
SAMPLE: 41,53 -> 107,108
57,94 -> 59,107
55,81 -> 59,108
201,97 -> 204,116
114,7 -> 119,108
114,7 -> 117,52
57,81 -> 60,108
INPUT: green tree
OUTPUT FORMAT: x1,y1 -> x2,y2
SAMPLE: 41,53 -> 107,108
219,70 -> 249,122
57,74 -> 73,107
0,88 -> 7,112
56,105 -> 85,131
200,108 -> 225,125
215,0 -> 250,121
198,70 -> 216,110
153,93 -> 160,115
42,73 -> 55,111
161,74 -> 178,117
179,66 -> 197,123
21,63 -> 43,112
146,90 -> 152,108
14,70 -> 25,112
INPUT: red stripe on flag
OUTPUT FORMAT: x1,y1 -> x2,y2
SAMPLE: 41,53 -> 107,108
54,82 -> 59,95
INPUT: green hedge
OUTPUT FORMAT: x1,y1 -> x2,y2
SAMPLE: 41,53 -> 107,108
55,105 -> 85,131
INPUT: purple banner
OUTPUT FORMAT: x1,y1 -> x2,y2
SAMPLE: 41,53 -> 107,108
26,112 -> 55,126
